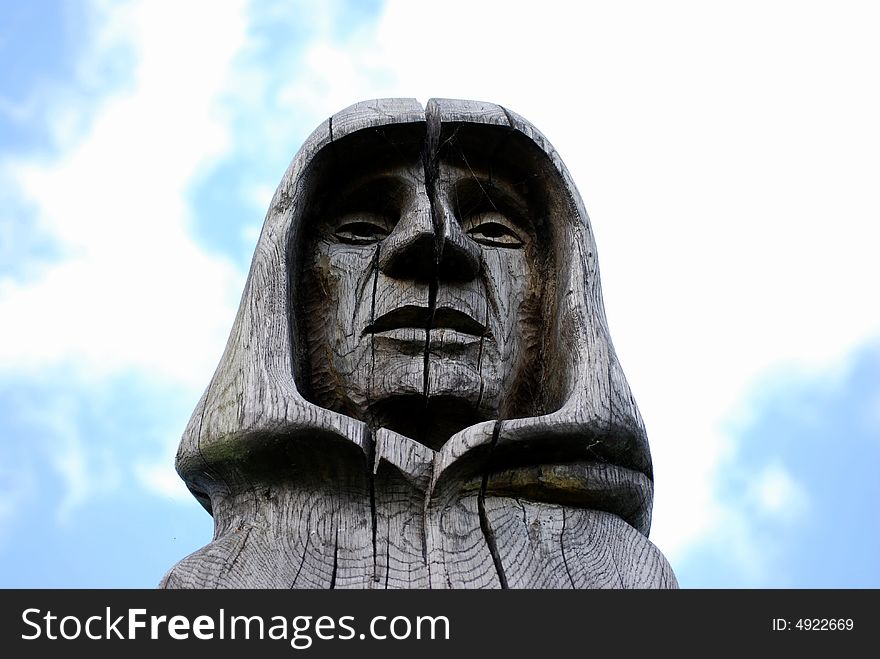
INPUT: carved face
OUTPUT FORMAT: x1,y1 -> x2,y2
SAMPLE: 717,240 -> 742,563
300,154 -> 543,447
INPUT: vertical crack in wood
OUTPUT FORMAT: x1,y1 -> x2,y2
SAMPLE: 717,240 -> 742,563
422,282 -> 437,436
289,520 -> 311,588
560,508 -> 575,588
421,481 -> 430,567
384,536 -> 391,590
369,245 -> 380,403
366,428 -> 378,583
329,525 -> 339,589
367,245 -> 380,583
478,419 -> 508,589
420,102 -> 444,443
219,525 -> 252,584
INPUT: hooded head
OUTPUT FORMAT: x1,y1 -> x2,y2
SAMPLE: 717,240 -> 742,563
175,98 -> 653,536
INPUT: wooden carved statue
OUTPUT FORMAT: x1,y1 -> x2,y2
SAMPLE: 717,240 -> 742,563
161,98 -> 678,589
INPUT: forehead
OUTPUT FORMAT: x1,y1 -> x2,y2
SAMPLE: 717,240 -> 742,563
312,118 -> 552,183
305,121 -> 549,215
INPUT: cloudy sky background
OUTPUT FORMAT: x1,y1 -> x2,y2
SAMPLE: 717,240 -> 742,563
1,0 -> 878,588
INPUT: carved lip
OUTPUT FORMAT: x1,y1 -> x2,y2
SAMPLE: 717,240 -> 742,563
364,305 -> 486,337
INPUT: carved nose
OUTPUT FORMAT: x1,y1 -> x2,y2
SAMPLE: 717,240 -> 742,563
378,191 -> 482,282
378,192 -> 436,281
438,204 -> 481,282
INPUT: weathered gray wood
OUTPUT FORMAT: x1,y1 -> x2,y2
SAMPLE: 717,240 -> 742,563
372,428 -> 432,588
484,497 -> 572,588
162,98 -> 677,590
426,489 -> 501,589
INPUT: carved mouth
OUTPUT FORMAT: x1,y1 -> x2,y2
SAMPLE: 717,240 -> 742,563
364,305 -> 486,337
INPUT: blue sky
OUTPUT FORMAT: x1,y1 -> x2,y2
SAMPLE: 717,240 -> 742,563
1,0 -> 878,588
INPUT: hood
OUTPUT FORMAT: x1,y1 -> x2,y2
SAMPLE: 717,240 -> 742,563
174,98 -> 654,535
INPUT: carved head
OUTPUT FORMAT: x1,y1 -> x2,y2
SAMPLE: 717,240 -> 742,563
176,99 -> 651,531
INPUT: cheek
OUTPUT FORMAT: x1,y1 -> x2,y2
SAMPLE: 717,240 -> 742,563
303,243 -> 379,411
321,244 -> 377,329
482,249 -> 532,346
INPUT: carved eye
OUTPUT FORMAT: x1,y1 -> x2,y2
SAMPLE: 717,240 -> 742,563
465,212 -> 524,248
334,219 -> 391,245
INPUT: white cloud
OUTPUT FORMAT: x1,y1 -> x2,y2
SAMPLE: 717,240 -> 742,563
135,459 -> 192,502
0,462 -> 34,545
666,458 -> 810,586
35,394 -> 122,522
0,1 -> 253,520
749,463 -> 809,523
0,0 -> 248,390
